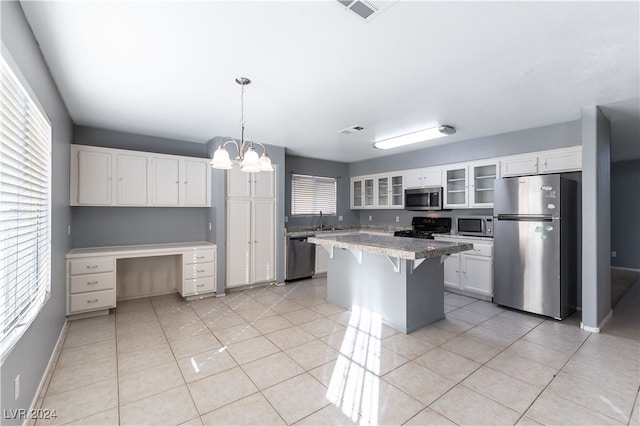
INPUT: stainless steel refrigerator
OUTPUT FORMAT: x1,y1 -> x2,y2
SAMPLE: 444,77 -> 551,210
493,174 -> 577,319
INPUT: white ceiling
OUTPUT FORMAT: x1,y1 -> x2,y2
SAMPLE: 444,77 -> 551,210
21,1 -> 640,163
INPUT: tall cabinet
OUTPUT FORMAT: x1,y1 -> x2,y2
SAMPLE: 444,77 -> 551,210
226,166 -> 276,289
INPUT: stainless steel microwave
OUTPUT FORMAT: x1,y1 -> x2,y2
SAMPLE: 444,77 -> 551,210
456,216 -> 494,237
404,187 -> 443,211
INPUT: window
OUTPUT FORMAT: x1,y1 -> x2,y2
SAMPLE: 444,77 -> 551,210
291,174 -> 337,216
1,52 -> 52,361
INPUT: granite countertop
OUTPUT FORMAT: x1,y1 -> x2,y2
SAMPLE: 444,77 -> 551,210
287,226 -> 402,238
308,234 -> 473,260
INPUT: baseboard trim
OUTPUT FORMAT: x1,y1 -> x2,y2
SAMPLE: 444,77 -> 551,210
24,318 -> 69,426
611,266 -> 640,273
580,309 -> 613,333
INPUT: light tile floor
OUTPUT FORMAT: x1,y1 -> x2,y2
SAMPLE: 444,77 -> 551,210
33,277 -> 639,425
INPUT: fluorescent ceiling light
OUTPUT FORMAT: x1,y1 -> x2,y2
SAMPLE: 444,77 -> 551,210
373,125 -> 456,150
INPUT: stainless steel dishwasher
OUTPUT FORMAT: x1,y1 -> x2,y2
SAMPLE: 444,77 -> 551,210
286,235 -> 316,281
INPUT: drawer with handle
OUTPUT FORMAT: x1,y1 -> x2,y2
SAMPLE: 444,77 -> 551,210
183,249 -> 216,265
70,272 -> 115,294
183,261 -> 215,279
69,257 -> 114,275
69,289 -> 116,313
183,277 -> 215,295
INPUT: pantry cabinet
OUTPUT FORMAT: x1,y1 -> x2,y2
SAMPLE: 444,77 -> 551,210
226,167 -> 276,288
71,144 -> 211,207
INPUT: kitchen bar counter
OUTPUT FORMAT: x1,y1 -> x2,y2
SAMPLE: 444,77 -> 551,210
308,234 -> 472,260
308,235 -> 472,333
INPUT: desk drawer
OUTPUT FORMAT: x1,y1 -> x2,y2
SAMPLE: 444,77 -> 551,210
183,277 -> 215,295
70,272 -> 115,293
183,261 -> 215,279
69,289 -> 115,313
69,257 -> 114,275
184,249 -> 216,265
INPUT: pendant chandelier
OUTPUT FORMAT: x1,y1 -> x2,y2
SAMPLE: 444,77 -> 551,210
211,77 -> 273,172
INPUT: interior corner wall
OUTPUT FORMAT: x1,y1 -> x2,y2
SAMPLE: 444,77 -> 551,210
1,2 -> 73,422
581,106 -> 612,329
611,159 -> 640,269
285,155 -> 358,229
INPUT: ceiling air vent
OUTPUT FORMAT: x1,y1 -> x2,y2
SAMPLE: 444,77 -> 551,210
338,125 -> 365,135
336,0 -> 396,21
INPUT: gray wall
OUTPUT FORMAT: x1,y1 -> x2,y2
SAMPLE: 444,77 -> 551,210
71,126 -> 211,248
284,155 -> 358,229
581,106 -> 612,329
350,121 -> 582,228
209,140 -> 287,289
1,2 -> 72,421
611,159 -> 640,269
350,120 -> 581,176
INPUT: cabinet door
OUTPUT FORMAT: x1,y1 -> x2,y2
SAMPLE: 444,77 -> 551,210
363,178 -> 375,208
501,155 -> 538,177
404,170 -> 423,189
181,159 -> 210,206
227,166 -> 251,198
117,153 -> 148,205
77,149 -> 113,205
390,175 -> 404,208
377,176 -> 390,208
253,170 -> 275,198
252,199 -> 276,283
351,179 -> 363,209
226,199 -> 252,288
443,254 -> 461,290
151,157 -> 180,205
539,147 -> 582,174
422,167 -> 442,187
470,163 -> 497,207
444,167 -> 468,208
461,254 -> 493,297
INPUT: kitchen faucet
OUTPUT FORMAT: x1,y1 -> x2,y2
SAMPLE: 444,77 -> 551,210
319,211 -> 324,231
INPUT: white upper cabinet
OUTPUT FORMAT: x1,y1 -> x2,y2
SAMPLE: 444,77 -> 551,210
117,153 -> 148,205
501,146 -> 582,177
181,159 -> 210,206
73,147 -> 113,205
404,167 -> 442,189
443,165 -> 468,208
151,157 -> 180,206
71,144 -> 211,207
351,173 -> 403,210
469,162 -> 498,208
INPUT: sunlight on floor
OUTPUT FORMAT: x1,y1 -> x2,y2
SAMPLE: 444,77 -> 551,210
327,305 -> 383,424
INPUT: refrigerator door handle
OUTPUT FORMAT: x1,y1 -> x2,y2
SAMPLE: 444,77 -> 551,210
496,214 -> 554,222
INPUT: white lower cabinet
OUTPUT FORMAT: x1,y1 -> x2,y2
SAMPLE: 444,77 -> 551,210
67,257 -> 116,315
180,247 -> 216,297
437,237 -> 493,299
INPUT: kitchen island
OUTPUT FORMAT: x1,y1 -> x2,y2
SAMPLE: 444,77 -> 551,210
308,234 -> 472,333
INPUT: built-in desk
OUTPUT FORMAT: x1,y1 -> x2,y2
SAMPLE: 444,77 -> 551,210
66,242 -> 216,318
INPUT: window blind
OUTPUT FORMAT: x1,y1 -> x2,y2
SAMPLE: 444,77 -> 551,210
291,174 -> 337,216
1,54 -> 52,360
